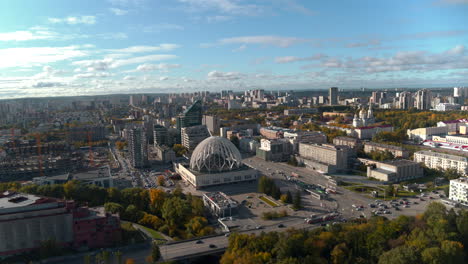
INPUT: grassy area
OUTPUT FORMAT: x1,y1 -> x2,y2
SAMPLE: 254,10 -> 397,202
259,196 -> 279,207
133,223 -> 167,240
338,181 -> 361,186
345,185 -> 418,200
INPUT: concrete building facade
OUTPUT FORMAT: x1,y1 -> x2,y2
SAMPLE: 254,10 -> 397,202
298,143 -> 353,173
364,142 -> 409,158
449,178 -> 468,205
414,150 -> 468,175
367,160 -> 423,182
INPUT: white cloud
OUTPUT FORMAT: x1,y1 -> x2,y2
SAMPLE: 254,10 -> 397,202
48,16 -> 96,25
0,45 -> 90,68
160,76 -> 169,81
136,63 -> 181,72
178,0 -> 262,16
97,33 -> 128,39
32,66 -> 65,79
74,54 -> 177,70
31,81 -> 64,88
219,35 -> 307,48
206,15 -> 233,22
143,23 -> 184,32
232,44 -> 247,52
207,70 -> 242,81
109,44 -> 180,53
113,54 -> 178,67
74,72 -> 112,78
109,8 -> 128,15
275,54 -> 327,63
0,29 -> 57,41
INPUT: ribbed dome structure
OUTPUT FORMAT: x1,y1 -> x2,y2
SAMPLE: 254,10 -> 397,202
190,136 -> 243,173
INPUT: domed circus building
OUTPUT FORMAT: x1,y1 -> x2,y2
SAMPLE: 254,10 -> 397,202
175,136 -> 258,188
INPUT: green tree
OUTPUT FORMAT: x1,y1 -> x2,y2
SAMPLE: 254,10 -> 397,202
421,247 -> 444,264
162,196 -> 190,228
172,144 -> 187,157
378,246 -> 420,264
441,240 -> 465,264
151,242 -> 161,263
230,135 -> 240,149
331,243 -> 349,264
104,202 -> 124,215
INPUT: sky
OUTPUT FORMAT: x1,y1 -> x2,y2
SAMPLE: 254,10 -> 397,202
0,0 -> 467,99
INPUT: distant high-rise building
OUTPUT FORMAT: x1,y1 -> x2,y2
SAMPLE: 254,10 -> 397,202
203,115 -> 220,135
176,100 -> 203,131
153,124 -> 168,146
128,127 -> 148,168
329,87 -> 338,105
398,91 -> 414,110
454,87 -> 468,104
129,95 -> 141,106
415,89 -> 432,110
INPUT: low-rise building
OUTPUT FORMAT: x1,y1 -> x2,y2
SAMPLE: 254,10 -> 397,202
0,191 -> 121,258
333,136 -> 361,149
181,125 -> 210,151
407,126 -> 448,142
298,143 -> 353,173
434,103 -> 461,111
202,192 -> 238,217
414,150 -> 468,175
367,160 -> 423,182
283,131 -> 327,153
259,126 -> 290,139
155,145 -> 176,163
449,177 -> 468,205
256,138 -> 292,162
364,142 -> 409,158
175,137 -> 258,189
33,166 -> 114,187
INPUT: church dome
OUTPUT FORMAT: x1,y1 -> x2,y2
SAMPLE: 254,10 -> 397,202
190,136 -> 243,173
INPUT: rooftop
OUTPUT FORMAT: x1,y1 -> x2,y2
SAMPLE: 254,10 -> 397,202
203,192 -> 238,208
451,177 -> 468,184
0,191 -> 60,213
364,141 -> 405,151
415,150 -> 468,162
382,159 -> 419,166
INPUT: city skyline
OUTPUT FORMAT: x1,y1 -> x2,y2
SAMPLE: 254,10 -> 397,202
0,0 -> 468,99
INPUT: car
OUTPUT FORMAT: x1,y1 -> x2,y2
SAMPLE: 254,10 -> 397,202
255,226 -> 263,230
278,224 -> 285,228
429,196 -> 434,199
195,240 -> 203,244
209,244 -> 217,248
420,198 -> 425,201
404,205 -> 410,208
224,233 -> 230,237
413,201 -> 419,205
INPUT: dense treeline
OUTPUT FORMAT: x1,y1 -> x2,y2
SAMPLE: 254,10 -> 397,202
374,110 -> 468,131
1,181 -> 213,240
221,203 -> 468,264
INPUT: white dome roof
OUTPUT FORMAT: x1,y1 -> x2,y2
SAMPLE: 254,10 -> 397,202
190,136 -> 243,173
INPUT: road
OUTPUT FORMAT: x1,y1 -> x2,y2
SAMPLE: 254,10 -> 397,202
159,216 -> 328,261
243,157 -> 373,219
